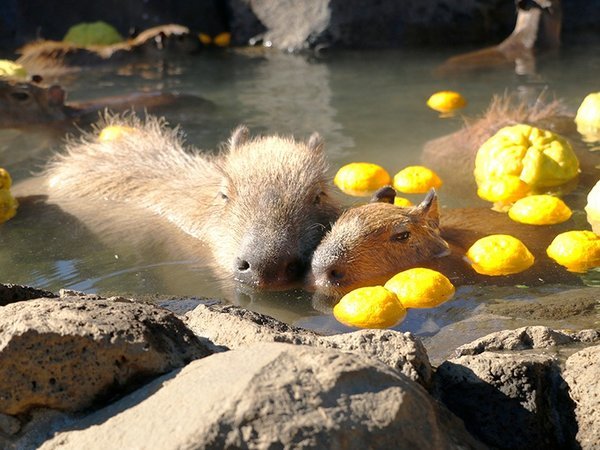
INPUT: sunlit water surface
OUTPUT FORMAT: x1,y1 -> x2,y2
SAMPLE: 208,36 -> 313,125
1,45 -> 599,360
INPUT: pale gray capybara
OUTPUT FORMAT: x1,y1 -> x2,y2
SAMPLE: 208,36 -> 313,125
310,187 -> 580,299
0,78 -> 213,129
42,115 -> 340,288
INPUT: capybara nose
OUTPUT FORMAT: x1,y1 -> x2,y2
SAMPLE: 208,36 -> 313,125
312,263 -> 346,288
234,255 -> 306,287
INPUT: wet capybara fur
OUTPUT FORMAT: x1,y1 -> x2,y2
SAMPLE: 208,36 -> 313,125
44,115 -> 340,288
421,95 -> 599,204
311,187 -> 581,298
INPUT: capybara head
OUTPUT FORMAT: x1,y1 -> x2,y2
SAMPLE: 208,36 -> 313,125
311,187 -> 449,296
0,79 -> 66,127
204,126 -> 340,288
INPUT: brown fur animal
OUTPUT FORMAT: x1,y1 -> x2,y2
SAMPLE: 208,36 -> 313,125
16,24 -> 200,76
311,187 -> 580,298
0,78 -> 213,129
436,0 -> 561,76
43,115 -> 340,288
421,95 -> 598,204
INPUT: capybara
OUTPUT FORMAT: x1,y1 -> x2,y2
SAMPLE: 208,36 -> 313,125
16,24 -> 200,76
311,187 -> 580,298
421,95 -> 599,204
42,115 -> 340,288
436,0 -> 561,76
0,78 -> 213,129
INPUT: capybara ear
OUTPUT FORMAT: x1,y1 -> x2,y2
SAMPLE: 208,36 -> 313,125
416,188 -> 440,229
370,186 -> 396,204
47,85 -> 66,106
307,132 -> 324,153
229,125 -> 249,150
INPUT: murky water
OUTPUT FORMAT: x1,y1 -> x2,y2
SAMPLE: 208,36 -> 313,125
1,45 -> 599,359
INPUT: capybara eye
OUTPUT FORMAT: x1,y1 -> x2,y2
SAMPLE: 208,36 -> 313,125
391,231 -> 410,242
218,191 -> 228,201
10,91 -> 30,102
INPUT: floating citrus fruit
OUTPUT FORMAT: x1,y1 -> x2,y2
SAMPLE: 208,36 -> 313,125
394,196 -> 413,207
334,162 -> 392,197
98,125 -> 136,142
393,166 -> 442,194
0,60 -> 27,80
575,92 -> 600,142
476,175 -> 530,203
474,124 -> 579,189
426,91 -> 467,113
333,285 -> 406,329
585,181 -> 600,233
547,230 -> 600,273
384,268 -> 455,309
0,189 -> 18,224
0,168 -> 13,190
466,234 -> 535,276
508,195 -> 572,225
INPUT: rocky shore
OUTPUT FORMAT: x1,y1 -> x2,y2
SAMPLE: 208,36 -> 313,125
0,283 -> 598,449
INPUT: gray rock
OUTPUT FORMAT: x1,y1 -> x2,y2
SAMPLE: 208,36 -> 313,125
39,343 -> 485,450
433,352 -> 574,449
185,303 -> 432,386
0,283 -> 56,306
0,296 -> 212,416
563,345 -> 600,450
454,326 -> 600,357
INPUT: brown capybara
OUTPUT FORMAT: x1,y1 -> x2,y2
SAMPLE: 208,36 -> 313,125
310,186 -> 581,298
435,0 -> 562,76
16,24 -> 200,76
42,115 -> 340,288
0,78 -> 214,129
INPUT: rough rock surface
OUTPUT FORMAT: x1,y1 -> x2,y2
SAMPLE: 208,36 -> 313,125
185,303 -> 432,386
39,343 -> 485,450
229,0 -> 517,50
454,325 -> 600,357
563,345 -> 600,450
0,297 -> 212,416
433,351 -> 575,449
0,283 -> 56,306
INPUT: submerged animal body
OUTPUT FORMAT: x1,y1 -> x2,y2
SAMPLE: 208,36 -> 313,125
311,187 -> 579,298
0,78 -> 212,129
421,95 -> 600,204
43,116 -> 340,288
16,24 -> 199,75
436,0 -> 562,75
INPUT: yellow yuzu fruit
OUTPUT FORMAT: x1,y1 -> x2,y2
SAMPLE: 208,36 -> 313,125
466,234 -> 535,276
426,91 -> 467,113
384,268 -> 455,309
393,165 -> 442,194
508,195 -> 572,225
334,162 -> 392,197
546,230 -> 600,273
333,286 -> 406,329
